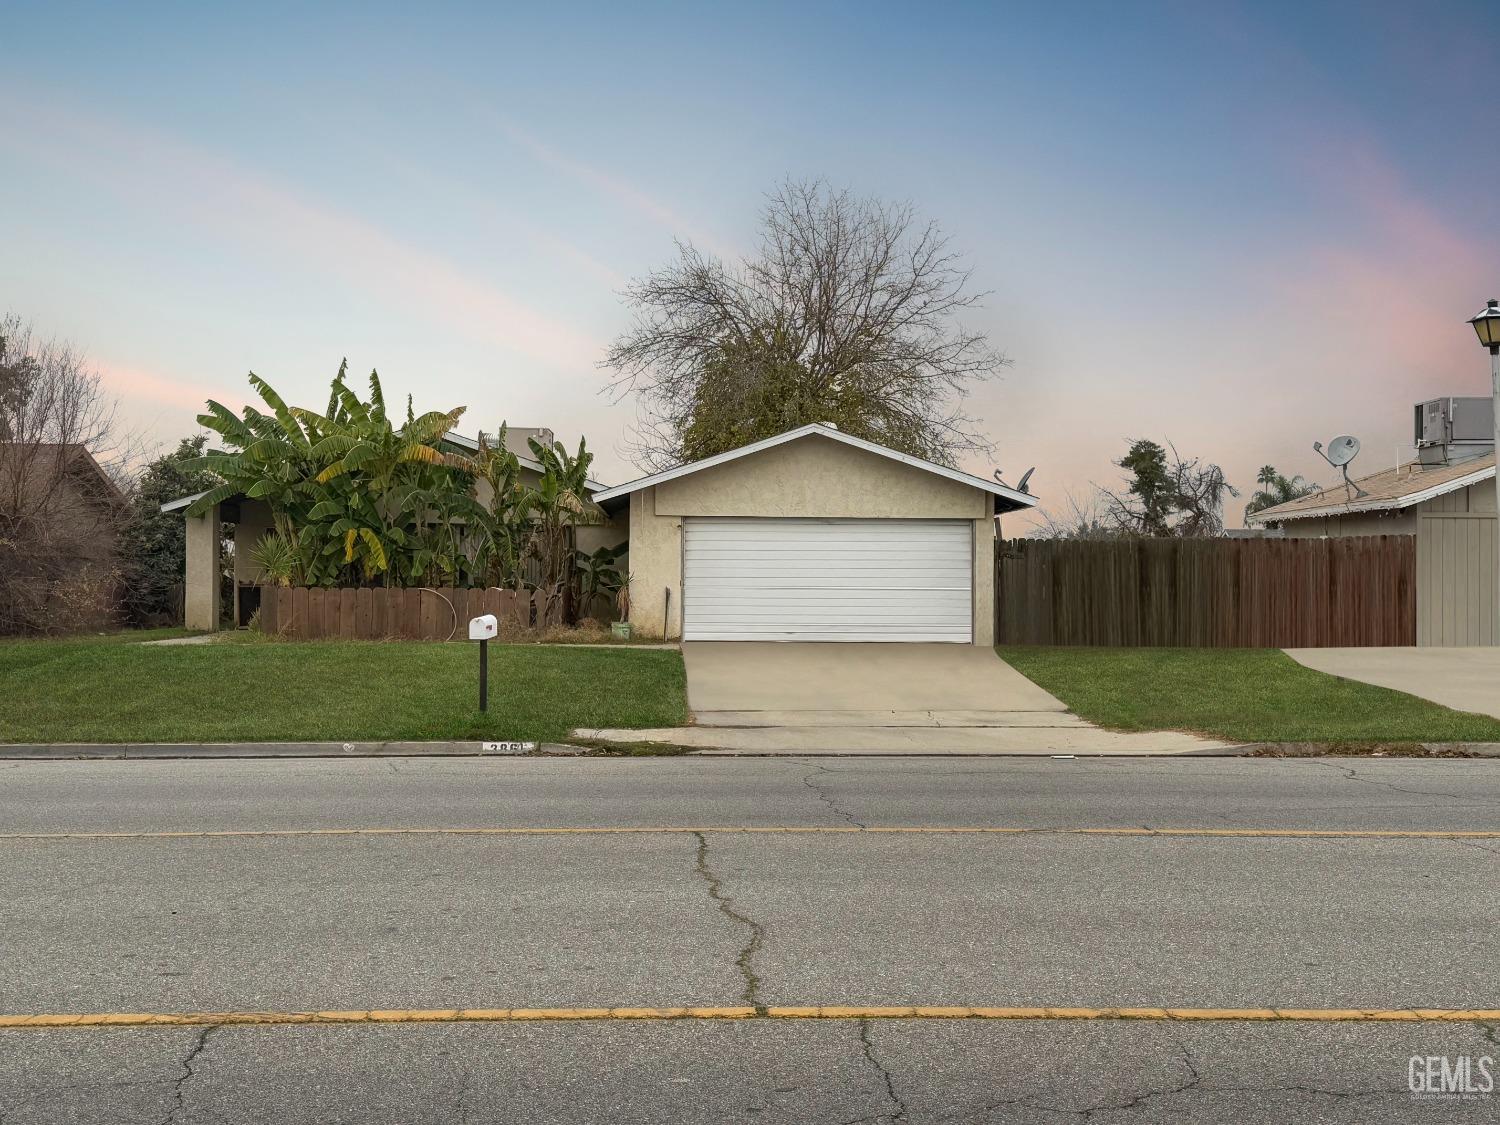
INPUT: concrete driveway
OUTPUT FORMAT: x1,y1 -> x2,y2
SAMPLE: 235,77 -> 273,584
579,644 -> 1233,755
682,642 -> 1067,715
1286,647 -> 1500,720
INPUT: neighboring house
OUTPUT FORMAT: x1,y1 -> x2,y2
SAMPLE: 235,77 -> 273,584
1248,396 -> 1497,646
594,423 -> 1037,644
163,425 -> 617,630
0,442 -> 127,633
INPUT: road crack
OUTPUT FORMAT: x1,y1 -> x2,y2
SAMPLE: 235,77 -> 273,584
691,831 -> 765,1012
801,764 -> 865,829
159,1025 -> 216,1125
1320,762 -> 1484,804
844,1019 -> 907,1124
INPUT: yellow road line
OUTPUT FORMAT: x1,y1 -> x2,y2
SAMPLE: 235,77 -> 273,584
1,827 -> 1498,841
2,1006 -> 1498,1029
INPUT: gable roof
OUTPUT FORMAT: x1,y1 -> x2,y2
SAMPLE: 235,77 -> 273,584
0,443 -> 126,508
1247,453 -> 1495,524
591,424 -> 1038,512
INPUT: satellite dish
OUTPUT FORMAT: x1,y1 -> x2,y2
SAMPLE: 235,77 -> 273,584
994,467 -> 1036,495
1323,435 -> 1360,467
1313,434 -> 1368,499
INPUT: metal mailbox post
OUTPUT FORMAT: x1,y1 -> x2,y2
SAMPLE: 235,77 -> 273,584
469,614 -> 498,711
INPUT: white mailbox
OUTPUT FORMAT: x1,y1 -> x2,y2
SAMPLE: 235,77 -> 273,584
468,614 -> 498,641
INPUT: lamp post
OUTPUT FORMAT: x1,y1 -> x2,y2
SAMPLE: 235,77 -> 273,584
1466,299 -> 1500,636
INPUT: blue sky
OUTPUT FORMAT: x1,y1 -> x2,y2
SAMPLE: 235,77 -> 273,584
3,1 -> 1496,526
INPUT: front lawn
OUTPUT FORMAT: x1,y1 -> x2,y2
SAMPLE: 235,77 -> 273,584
0,636 -> 687,744
999,646 -> 1500,744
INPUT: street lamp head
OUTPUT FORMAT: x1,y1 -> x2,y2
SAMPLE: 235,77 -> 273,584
1468,299 -> 1500,353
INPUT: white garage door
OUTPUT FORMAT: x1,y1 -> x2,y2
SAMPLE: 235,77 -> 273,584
682,518 -> 973,642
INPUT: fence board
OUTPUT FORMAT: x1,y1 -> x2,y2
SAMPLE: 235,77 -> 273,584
996,536 -> 1415,648
251,586 -> 549,640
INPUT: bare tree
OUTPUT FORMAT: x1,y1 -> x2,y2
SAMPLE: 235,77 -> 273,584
604,178 -> 1008,469
1030,490 -> 1118,540
0,315 -> 131,633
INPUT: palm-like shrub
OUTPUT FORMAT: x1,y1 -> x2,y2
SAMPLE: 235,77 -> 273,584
188,363 -> 480,586
1245,465 -> 1319,518
186,365 -> 612,615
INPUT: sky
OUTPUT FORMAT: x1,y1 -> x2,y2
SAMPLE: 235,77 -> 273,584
3,0 -> 1497,529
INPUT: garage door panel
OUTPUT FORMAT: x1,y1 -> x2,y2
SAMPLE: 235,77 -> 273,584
682,518 -> 973,643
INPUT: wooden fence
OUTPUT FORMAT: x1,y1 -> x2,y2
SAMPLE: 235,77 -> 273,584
996,535 -> 1416,647
256,586 -> 560,641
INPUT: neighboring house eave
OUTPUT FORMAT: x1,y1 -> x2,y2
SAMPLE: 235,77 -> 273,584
160,489 -> 212,514
592,424 -> 1038,512
442,431 -> 607,492
1246,464 -> 1495,525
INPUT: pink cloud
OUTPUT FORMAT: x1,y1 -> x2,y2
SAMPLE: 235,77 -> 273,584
491,117 -> 735,258
94,359 -> 245,415
8,97 -> 606,375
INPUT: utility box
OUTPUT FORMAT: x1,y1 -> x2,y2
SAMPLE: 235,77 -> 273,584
468,614 -> 498,641
1414,397 -> 1495,465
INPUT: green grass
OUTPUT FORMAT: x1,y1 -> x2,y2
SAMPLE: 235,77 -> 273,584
0,637 -> 687,744
998,646 -> 1500,744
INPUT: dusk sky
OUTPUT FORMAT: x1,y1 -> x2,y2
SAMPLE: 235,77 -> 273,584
4,1 -> 1497,528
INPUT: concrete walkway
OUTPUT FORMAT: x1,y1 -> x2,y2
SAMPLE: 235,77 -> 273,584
1286,647 -> 1500,721
578,643 -> 1234,755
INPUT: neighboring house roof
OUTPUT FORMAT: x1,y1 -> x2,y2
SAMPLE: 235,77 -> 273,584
0,443 -> 126,508
591,423 -> 1039,512
160,430 -> 607,513
1247,453 -> 1496,524
439,431 -> 608,492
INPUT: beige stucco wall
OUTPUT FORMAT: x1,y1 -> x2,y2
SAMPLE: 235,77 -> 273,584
624,435 -> 997,643
653,436 -> 985,519
231,499 -> 276,626
184,508 -> 220,631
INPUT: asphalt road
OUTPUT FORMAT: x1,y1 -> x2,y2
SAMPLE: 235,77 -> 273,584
2,756 -> 1498,1123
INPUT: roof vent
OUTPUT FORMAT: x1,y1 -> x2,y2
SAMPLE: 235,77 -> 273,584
821,421 -> 839,430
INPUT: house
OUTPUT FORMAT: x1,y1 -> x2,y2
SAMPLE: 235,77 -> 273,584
163,425 -> 616,630
165,420 -> 1037,642
0,442 -> 127,633
594,423 -> 1037,644
1248,396 -> 1497,646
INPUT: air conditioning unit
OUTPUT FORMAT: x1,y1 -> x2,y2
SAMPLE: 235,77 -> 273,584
1413,397 -> 1494,465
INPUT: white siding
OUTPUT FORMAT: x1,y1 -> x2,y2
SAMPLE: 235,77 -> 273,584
682,518 -> 973,642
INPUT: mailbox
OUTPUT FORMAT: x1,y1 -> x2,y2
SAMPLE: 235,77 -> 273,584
469,614 -> 497,641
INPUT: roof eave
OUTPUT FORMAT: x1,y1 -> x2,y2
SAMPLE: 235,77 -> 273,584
1247,464 -> 1495,524
592,424 -> 1038,512
443,431 -> 607,492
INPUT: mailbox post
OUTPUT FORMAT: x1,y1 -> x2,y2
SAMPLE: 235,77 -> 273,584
469,614 -> 498,711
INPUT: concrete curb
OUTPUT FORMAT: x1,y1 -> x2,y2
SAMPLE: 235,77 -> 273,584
2,741 -> 1499,759
0,742 -> 589,760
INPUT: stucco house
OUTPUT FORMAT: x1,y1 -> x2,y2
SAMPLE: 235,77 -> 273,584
166,421 -> 1036,642
1246,452 -> 1496,538
0,442 -> 127,633
595,423 -> 1037,644
163,426 -> 611,630
1248,397 -> 1496,646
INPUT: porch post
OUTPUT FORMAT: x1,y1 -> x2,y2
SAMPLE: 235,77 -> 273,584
184,506 -> 221,631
